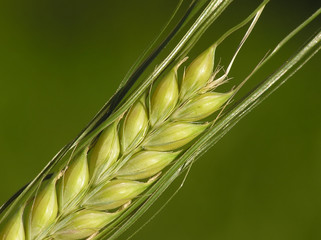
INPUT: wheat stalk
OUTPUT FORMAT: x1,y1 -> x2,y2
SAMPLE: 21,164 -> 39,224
0,42 -> 235,240
1,1 -> 320,239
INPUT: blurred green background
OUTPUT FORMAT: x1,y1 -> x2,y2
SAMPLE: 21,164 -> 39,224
0,0 -> 320,239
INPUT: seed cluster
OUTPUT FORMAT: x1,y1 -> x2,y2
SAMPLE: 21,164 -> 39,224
0,44 -> 233,240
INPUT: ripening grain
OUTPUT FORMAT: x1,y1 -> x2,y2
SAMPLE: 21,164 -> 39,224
0,44 -> 233,240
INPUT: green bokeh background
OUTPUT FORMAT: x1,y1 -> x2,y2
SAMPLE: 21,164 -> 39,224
0,0 -> 320,239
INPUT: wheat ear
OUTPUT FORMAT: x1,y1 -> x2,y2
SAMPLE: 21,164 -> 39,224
0,44 -> 233,240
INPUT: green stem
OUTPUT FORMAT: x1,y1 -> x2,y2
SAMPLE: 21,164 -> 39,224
269,8 -> 321,58
251,7 -> 321,77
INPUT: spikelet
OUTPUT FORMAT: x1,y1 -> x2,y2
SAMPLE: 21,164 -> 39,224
83,179 -> 152,211
57,148 -> 89,211
89,122 -> 120,183
25,179 -> 58,239
120,97 -> 148,153
52,210 -> 120,240
180,45 -> 216,101
116,151 -> 180,180
150,68 -> 179,127
143,122 -> 209,151
172,91 -> 233,121
0,208 -> 25,240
